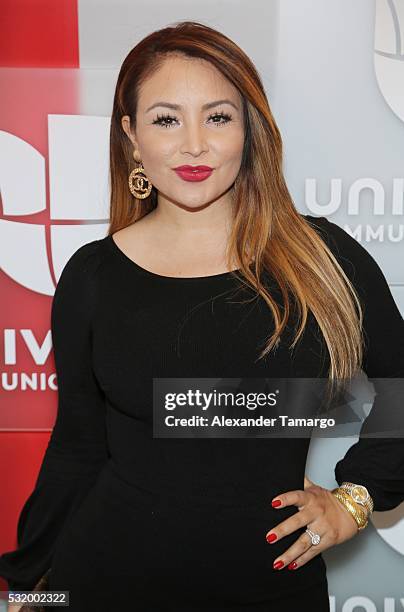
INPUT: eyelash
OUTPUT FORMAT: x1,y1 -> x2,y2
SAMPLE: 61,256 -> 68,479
151,110 -> 233,129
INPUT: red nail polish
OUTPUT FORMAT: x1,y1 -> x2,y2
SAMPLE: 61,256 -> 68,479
288,561 -> 298,570
266,533 -> 277,543
273,560 -> 284,570
272,499 -> 282,507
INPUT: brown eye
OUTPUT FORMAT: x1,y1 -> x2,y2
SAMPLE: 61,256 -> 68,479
207,111 -> 233,125
152,113 -> 178,128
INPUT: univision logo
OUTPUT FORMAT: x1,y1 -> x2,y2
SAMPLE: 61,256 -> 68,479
0,115 -> 111,295
374,0 -> 404,123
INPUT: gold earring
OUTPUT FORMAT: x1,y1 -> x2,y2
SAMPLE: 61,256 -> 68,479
128,163 -> 153,199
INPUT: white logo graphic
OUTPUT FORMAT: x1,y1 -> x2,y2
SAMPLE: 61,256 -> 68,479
0,115 -> 111,295
372,501 -> 404,556
375,0 -> 404,122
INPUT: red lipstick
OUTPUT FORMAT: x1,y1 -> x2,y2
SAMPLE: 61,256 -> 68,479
173,165 -> 213,182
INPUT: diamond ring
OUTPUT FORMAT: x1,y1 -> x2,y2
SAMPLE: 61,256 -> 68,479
305,528 -> 321,545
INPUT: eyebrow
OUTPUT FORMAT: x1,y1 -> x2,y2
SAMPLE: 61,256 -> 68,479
145,99 -> 239,113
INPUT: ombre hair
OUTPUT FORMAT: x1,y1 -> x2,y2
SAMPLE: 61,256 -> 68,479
108,20 -> 364,399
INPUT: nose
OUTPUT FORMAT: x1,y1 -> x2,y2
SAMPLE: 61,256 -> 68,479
179,119 -> 209,156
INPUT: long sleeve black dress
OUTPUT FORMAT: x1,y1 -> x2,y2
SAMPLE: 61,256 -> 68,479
0,214 -> 403,611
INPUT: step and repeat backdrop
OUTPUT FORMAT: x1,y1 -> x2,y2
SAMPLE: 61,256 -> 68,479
0,0 -> 403,609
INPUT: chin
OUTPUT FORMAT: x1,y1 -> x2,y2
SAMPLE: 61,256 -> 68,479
162,191 -> 215,209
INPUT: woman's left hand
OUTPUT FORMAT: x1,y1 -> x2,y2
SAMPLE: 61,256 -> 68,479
266,475 -> 361,571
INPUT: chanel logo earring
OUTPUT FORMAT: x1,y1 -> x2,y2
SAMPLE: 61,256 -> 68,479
128,154 -> 153,199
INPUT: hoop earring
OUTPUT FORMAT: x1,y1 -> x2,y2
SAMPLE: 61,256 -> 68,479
128,163 -> 153,199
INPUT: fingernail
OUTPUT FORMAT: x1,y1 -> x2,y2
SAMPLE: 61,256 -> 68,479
288,561 -> 298,570
266,533 -> 277,543
272,499 -> 282,508
273,560 -> 284,570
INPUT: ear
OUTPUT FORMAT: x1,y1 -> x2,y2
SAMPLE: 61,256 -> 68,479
121,115 -> 137,147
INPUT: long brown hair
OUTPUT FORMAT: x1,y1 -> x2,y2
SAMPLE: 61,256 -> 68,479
108,20 -> 364,396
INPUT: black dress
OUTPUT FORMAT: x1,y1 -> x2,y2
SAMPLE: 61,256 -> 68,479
1,214 -> 403,611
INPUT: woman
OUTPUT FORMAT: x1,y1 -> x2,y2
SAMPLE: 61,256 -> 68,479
1,20 -> 404,612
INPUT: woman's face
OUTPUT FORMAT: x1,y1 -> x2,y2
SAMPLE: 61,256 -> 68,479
123,54 -> 245,210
